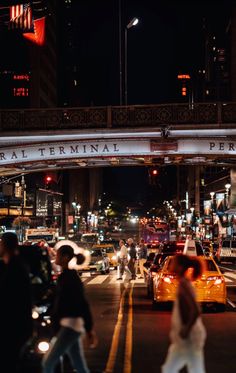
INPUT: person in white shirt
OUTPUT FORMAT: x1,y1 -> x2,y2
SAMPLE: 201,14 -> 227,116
116,240 -> 131,280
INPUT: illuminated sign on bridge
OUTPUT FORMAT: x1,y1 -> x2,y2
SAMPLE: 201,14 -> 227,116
1,139 -> 236,167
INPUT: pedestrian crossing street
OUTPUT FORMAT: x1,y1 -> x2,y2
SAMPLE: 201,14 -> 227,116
80,271 -> 236,286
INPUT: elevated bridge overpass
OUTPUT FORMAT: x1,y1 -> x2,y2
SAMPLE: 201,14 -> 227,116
1,102 -> 236,176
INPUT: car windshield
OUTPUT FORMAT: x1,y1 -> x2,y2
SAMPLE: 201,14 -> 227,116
204,259 -> 218,271
147,252 -> 156,261
26,234 -> 53,241
166,257 -> 217,272
161,243 -> 184,254
90,249 -> 103,257
81,235 -> 98,243
195,242 -> 204,256
222,241 -> 230,248
101,246 -> 114,253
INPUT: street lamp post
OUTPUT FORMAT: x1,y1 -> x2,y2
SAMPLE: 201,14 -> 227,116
124,17 -> 139,106
225,183 -> 231,209
190,207 -> 195,232
210,192 -> 215,239
225,183 -> 231,236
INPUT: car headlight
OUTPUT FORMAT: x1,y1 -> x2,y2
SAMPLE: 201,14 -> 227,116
112,255 -> 117,260
37,340 -> 50,354
32,310 -> 39,319
32,305 -> 48,319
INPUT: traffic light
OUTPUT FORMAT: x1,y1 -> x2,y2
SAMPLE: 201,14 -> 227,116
44,175 -> 53,189
45,175 -> 52,184
181,86 -> 187,96
151,169 -> 158,176
149,168 -> 159,185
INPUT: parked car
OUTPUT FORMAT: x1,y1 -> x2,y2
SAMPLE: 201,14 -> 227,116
152,255 -> 226,312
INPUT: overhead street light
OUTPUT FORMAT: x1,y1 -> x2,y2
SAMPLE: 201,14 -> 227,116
127,17 -> 139,29
124,17 -> 139,106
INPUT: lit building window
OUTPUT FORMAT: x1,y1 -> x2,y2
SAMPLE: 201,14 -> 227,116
13,87 -> 29,97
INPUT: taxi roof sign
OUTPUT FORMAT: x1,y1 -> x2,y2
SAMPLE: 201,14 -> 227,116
183,239 -> 197,256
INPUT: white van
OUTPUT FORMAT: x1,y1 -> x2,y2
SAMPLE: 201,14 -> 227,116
216,239 -> 236,263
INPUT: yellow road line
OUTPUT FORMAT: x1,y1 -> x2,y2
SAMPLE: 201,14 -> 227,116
104,287 -> 127,373
123,283 -> 134,373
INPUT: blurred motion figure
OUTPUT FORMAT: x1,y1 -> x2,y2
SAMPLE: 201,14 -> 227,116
162,254 -> 206,373
0,232 -> 33,373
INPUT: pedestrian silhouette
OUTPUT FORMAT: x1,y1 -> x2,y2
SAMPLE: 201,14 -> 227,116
42,244 -> 97,373
116,239 -> 131,280
0,232 -> 33,373
162,254 -> 206,373
127,238 -> 137,280
137,238 -> 148,278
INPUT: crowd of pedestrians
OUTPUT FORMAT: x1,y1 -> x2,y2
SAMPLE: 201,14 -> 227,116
0,232 -> 206,373
116,237 -> 148,281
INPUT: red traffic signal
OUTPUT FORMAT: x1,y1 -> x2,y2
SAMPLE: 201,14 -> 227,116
150,168 -> 159,176
45,176 -> 52,183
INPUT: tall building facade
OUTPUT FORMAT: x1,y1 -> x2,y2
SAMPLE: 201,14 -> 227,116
0,0 -> 57,108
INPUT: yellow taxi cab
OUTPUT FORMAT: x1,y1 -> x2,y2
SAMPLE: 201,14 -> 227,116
152,255 -> 226,312
92,243 -> 118,268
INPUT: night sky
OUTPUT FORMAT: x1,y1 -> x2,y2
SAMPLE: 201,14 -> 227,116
75,0 -> 233,205
76,0 -> 233,106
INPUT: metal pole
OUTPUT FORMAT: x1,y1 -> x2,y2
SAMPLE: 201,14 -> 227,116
124,27 -> 128,106
119,0 -> 122,105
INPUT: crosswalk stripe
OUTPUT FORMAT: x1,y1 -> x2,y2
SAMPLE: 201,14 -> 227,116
81,272 -> 236,286
224,277 -> 233,283
109,276 -> 119,283
87,275 -> 109,284
81,277 -> 88,282
82,273 -> 146,285
224,271 -> 236,280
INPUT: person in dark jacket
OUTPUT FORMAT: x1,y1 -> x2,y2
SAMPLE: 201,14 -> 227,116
0,232 -> 33,373
42,244 -> 97,373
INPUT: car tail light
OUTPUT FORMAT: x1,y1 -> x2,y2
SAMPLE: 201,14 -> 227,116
207,276 -> 224,285
163,274 -> 175,284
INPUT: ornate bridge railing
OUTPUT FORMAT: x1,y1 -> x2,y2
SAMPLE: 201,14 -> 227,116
0,102 -> 236,132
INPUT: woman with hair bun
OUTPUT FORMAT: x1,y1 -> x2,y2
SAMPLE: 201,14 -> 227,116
162,254 -> 206,373
42,244 -> 97,373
